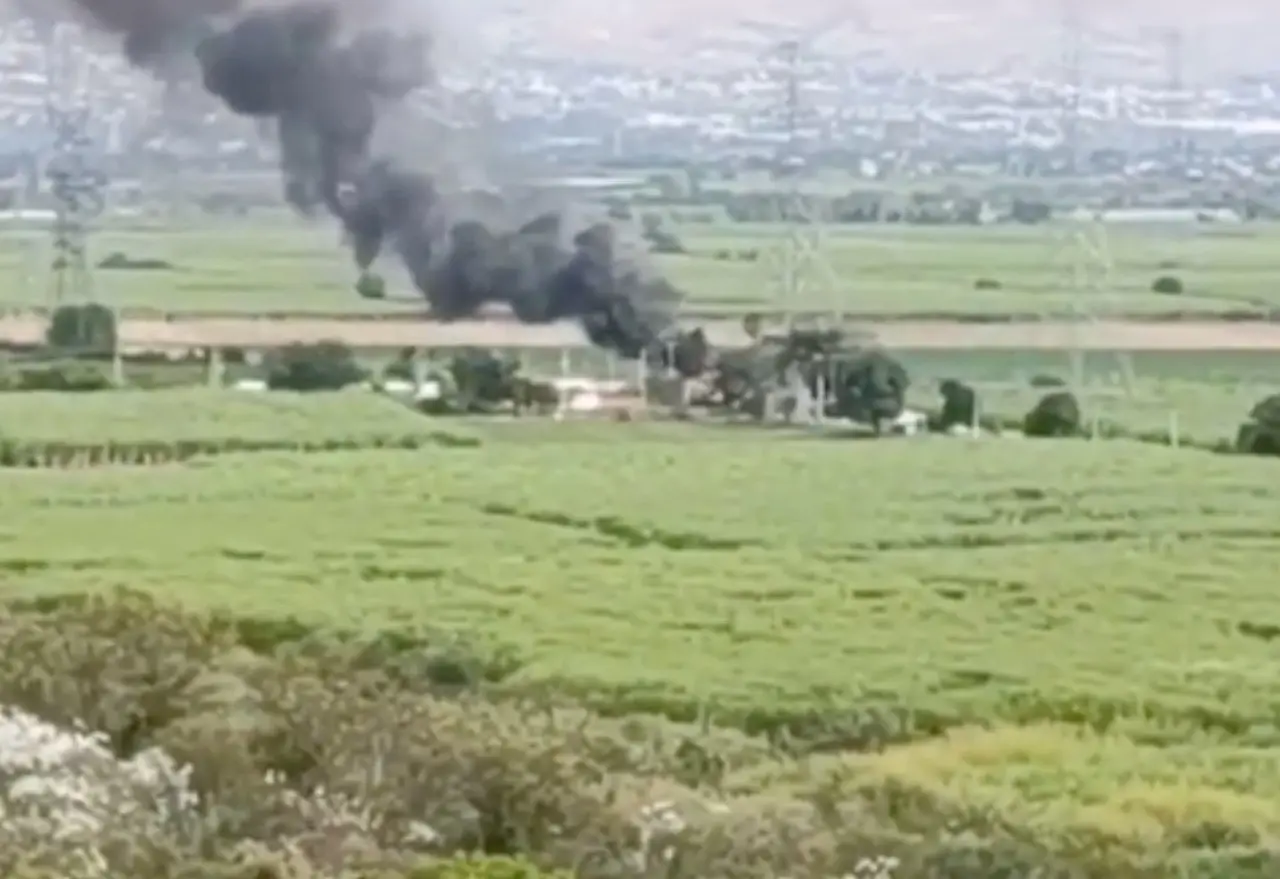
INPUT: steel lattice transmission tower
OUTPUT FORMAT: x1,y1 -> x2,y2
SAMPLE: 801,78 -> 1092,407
762,37 -> 840,332
1050,0 -> 1135,397
43,24 -> 106,308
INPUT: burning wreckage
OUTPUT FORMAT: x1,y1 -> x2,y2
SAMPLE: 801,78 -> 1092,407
56,0 -> 915,427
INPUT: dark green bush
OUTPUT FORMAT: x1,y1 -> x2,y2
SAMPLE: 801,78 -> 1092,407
1237,394 -> 1280,455
1236,423 -> 1280,456
937,378 -> 977,430
973,277 -> 1002,290
45,302 -> 117,357
1028,374 -> 1067,389
97,251 -> 174,270
1248,393 -> 1280,426
1151,275 -> 1184,294
1009,198 -> 1051,224
9,359 -> 114,391
357,272 -> 387,299
1023,390 -> 1083,437
830,348 -> 910,431
265,340 -> 366,391
448,349 -> 521,411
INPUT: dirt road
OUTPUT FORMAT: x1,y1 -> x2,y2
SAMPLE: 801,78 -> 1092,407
11,315 -> 1280,351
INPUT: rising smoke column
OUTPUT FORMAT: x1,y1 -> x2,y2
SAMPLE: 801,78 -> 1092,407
44,0 -> 238,67
197,5 -> 428,215
54,0 -> 691,365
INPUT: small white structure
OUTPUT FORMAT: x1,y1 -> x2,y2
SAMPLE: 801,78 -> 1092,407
379,378 -> 416,396
888,409 -> 928,436
414,379 -> 442,401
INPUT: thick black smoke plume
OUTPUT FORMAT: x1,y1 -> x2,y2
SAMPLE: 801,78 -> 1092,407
196,4 -> 426,216
55,0 -> 700,369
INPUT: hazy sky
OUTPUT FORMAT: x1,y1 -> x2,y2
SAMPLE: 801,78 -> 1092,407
484,0 -> 1274,79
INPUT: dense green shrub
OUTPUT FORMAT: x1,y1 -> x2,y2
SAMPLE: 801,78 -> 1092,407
1151,274 -> 1184,294
97,251 -> 174,270
937,378 -> 977,431
1236,393 -> 1280,455
1023,391 -> 1083,437
45,303 -> 117,357
448,349 -> 521,411
1009,198 -> 1051,224
0,589 -> 1275,878
266,341 -> 366,391
0,359 -> 114,392
1248,393 -> 1280,426
1235,423 -> 1279,455
357,272 -> 387,299
10,360 -> 114,391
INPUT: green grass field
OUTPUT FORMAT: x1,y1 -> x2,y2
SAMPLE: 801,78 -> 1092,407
0,375 -> 1266,449
3,201 -> 1280,872
1,389 -> 1279,872
4,424 -> 1280,862
0,388 -> 432,445
2,217 -> 1279,317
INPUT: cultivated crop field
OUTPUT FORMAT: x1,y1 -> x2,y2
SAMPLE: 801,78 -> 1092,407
3,218 -> 1280,317
4,205 -> 1280,875
4,433 -> 1280,735
6,423 -> 1280,875
3,400 -> 1280,875
0,379 -> 1266,458
0,388 -> 477,464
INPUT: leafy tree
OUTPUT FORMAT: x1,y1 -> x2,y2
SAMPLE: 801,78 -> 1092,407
45,303 -> 116,358
448,348 -> 522,412
660,328 -> 710,377
708,346 -> 772,416
829,349 -> 909,432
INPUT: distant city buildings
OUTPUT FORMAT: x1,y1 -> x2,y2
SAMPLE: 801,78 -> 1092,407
0,12 -> 1278,200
